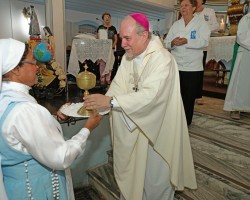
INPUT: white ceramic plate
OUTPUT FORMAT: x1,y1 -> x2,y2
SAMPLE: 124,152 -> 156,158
60,103 -> 109,118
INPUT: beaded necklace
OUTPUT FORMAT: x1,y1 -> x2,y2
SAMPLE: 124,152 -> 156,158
24,161 -> 60,199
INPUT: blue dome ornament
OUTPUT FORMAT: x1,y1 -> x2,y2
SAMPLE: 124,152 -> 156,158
33,42 -> 53,63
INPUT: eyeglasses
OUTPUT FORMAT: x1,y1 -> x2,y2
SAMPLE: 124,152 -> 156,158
180,4 -> 193,8
21,60 -> 37,66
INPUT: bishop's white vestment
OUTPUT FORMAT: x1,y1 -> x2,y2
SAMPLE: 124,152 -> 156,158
106,36 -> 197,200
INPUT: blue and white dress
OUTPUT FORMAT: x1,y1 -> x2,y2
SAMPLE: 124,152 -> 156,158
0,81 -> 90,200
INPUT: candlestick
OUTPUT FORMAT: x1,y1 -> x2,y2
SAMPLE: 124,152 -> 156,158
220,18 -> 225,33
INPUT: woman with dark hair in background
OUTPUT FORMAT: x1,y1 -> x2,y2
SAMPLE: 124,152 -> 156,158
97,12 -> 118,86
97,12 -> 118,49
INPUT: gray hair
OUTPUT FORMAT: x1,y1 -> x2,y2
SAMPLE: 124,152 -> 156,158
135,22 -> 152,39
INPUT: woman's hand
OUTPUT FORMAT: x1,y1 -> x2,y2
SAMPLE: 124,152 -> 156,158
178,37 -> 187,45
172,37 -> 187,46
84,112 -> 103,132
171,37 -> 180,47
56,103 -> 71,121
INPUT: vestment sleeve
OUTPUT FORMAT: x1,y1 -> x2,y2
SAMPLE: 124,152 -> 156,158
237,15 -> 250,50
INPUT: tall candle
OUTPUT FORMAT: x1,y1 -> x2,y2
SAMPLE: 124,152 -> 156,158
220,18 -> 225,32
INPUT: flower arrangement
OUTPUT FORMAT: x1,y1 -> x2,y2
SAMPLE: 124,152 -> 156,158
33,59 -> 67,98
51,60 -> 67,89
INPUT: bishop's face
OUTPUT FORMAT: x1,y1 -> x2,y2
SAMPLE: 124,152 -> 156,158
119,17 -> 148,58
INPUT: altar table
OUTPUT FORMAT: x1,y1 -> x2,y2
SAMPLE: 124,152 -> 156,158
206,36 -> 236,86
206,36 -> 236,63
68,38 -> 115,82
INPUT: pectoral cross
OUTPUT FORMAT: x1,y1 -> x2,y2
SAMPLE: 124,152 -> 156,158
133,85 -> 139,92
133,64 -> 140,92
133,70 -> 139,92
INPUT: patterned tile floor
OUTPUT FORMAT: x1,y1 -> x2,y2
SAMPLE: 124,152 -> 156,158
74,186 -> 106,200
74,96 -> 250,200
194,96 -> 250,124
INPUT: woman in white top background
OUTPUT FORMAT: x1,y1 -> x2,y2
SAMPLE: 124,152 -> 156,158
195,0 -> 219,32
164,0 -> 210,125
195,0 -> 219,105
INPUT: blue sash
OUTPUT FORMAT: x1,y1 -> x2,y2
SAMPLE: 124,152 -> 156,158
0,102 -> 68,200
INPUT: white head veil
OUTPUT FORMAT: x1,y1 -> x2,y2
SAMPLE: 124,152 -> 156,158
0,38 -> 25,89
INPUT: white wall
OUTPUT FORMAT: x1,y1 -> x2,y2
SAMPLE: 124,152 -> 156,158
0,0 -> 45,42
136,0 -> 175,8
65,9 -> 122,46
51,0 -> 66,71
150,12 -> 175,36
0,0 -> 12,39
0,0 -> 229,43
66,10 -> 101,46
1,1 -> 226,43
65,9 -> 175,46
206,4 -> 228,12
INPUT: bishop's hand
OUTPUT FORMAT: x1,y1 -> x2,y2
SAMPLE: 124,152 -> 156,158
84,94 -> 112,110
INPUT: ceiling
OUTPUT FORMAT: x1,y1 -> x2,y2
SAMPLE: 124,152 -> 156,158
65,0 -> 172,20
22,0 -> 173,21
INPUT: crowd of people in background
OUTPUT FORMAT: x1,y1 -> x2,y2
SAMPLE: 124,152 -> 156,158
96,0 -> 240,126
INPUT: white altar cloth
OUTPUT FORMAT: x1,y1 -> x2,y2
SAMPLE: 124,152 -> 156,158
206,36 -> 236,62
68,38 -> 115,77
